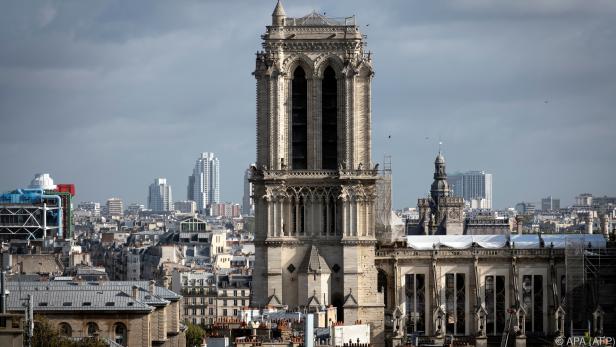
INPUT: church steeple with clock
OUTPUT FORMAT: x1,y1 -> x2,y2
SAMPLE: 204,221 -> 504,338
418,151 -> 465,235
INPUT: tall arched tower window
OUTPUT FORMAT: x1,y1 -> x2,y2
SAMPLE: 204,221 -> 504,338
292,66 -> 308,169
321,66 -> 338,170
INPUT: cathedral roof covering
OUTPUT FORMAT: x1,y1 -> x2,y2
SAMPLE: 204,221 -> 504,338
299,245 -> 331,274
285,11 -> 355,27
406,234 -> 606,250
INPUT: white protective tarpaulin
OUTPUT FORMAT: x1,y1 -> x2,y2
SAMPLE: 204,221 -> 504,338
510,234 -> 540,249
406,233 -> 606,250
406,235 -> 507,250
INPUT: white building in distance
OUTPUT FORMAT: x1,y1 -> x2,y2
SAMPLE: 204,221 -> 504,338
148,178 -> 173,212
189,152 -> 220,213
242,165 -> 255,216
106,198 -> 123,218
448,170 -> 493,209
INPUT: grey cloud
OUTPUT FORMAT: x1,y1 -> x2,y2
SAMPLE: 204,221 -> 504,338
0,0 -> 614,209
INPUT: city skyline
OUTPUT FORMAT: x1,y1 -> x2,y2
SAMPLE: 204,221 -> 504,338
1,1 -> 615,209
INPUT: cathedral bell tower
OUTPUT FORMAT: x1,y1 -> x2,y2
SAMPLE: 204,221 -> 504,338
251,1 -> 383,345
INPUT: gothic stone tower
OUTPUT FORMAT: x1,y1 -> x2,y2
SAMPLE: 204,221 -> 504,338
251,1 -> 383,344
418,152 -> 464,235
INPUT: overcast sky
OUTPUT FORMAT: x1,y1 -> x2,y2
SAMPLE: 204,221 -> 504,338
1,0 -> 615,209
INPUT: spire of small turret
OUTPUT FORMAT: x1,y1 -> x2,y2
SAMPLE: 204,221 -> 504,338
272,1 -> 286,26
431,150 -> 449,203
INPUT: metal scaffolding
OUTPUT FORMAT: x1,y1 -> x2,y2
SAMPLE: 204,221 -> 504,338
0,203 -> 60,240
565,239 -> 616,336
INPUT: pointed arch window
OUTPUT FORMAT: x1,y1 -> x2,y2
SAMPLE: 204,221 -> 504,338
292,66 -> 308,169
321,66 -> 338,169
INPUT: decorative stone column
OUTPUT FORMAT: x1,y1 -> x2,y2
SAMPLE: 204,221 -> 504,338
593,306 -> 605,336
475,305 -> 488,347
515,307 -> 527,347
433,306 -> 445,338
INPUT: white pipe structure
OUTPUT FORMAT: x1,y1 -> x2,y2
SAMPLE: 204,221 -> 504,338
304,313 -> 314,347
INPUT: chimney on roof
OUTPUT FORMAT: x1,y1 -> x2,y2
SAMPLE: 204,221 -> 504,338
586,213 -> 594,234
163,276 -> 169,289
131,285 -> 139,299
149,280 -> 156,295
601,214 -> 609,237
1,271 -> 6,314
515,215 -> 523,235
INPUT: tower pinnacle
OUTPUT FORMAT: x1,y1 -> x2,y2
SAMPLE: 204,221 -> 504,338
272,0 -> 286,26
431,151 -> 449,203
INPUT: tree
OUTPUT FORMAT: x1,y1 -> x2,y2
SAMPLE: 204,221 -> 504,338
185,322 -> 205,347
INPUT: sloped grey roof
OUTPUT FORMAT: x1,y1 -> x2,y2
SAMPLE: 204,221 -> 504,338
295,11 -> 340,26
7,280 -> 179,306
5,288 -> 152,313
299,246 -> 330,274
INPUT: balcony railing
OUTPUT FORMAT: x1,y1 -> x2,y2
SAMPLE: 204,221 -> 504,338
259,169 -> 378,179
375,247 -> 568,259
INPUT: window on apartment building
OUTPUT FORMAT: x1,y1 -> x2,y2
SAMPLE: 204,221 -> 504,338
200,298 -> 204,305
233,309 -> 238,316
445,273 -> 466,335
405,273 -> 426,334
209,308 -> 213,315
223,300 -> 227,306
192,309 -> 196,315
233,299 -> 237,306
209,298 -> 213,304
522,275 -> 543,333
234,290 -> 237,296
185,309 -> 189,316
485,275 -> 506,335
241,290 -> 245,297
223,309 -> 228,316
201,308 -> 205,315
242,300 -> 246,306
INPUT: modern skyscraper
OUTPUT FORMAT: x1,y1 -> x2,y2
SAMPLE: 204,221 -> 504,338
106,198 -> 123,218
187,175 -> 195,201
242,165 -> 255,216
447,170 -> 493,209
147,178 -> 173,212
189,152 -> 220,212
252,3 -> 383,345
541,196 -> 560,211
